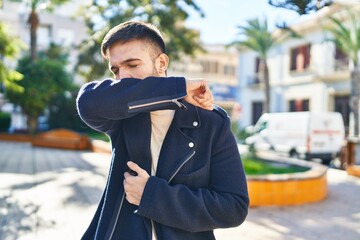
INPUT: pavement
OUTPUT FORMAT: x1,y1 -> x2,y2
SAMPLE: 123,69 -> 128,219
0,140 -> 359,240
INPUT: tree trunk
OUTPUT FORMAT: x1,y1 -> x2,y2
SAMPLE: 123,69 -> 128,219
28,115 -> 38,134
350,68 -> 360,138
260,59 -> 271,113
28,10 -> 39,61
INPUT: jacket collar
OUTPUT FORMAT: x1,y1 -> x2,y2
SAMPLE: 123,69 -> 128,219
174,101 -> 201,129
122,102 -> 201,179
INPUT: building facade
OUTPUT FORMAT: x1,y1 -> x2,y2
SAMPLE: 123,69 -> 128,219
0,0 -> 89,131
237,3 -> 356,133
168,44 -> 239,111
0,0 -> 88,83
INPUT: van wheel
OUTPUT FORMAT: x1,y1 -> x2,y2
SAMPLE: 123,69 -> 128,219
322,158 -> 332,166
289,150 -> 298,159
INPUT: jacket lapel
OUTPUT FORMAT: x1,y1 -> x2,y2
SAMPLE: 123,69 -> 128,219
156,103 -> 200,181
123,113 -> 152,174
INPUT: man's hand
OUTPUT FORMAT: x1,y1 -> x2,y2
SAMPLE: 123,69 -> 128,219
184,79 -> 214,111
123,161 -> 150,206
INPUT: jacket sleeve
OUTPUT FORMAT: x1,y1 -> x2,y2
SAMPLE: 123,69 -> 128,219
137,117 -> 249,232
76,76 -> 187,133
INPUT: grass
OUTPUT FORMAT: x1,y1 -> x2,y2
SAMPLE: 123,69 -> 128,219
242,154 -> 309,175
86,131 -> 110,142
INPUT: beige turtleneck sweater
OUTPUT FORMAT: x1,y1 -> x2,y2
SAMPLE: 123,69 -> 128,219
150,110 -> 175,175
150,109 -> 175,239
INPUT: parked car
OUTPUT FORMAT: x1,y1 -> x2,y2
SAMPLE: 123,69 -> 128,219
245,111 -> 345,164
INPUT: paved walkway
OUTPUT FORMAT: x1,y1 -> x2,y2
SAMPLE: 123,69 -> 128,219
0,141 -> 359,240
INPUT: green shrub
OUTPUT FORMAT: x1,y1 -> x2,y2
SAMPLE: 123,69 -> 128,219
0,112 -> 11,132
242,154 -> 309,175
231,121 -> 252,143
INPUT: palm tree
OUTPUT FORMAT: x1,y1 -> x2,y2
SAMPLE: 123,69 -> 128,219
324,9 -> 360,138
233,18 -> 277,113
10,0 -> 70,61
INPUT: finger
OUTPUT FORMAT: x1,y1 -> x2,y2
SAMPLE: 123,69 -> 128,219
201,104 -> 214,111
125,194 -> 132,204
194,96 -> 213,105
124,172 -> 131,179
191,95 -> 212,110
127,161 -> 148,177
201,98 -> 214,106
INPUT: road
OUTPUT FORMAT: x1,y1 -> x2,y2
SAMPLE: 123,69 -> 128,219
0,141 -> 359,240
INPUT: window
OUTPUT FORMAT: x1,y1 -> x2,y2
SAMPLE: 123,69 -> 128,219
255,57 -> 261,73
38,25 -> 52,48
200,61 -> 219,74
57,28 -> 74,47
290,44 -> 311,72
334,95 -> 349,130
334,46 -> 349,71
223,64 -> 236,76
247,57 -> 261,85
252,101 -> 263,125
289,99 -> 309,112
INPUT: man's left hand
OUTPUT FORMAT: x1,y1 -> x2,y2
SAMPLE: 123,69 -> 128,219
123,161 -> 150,206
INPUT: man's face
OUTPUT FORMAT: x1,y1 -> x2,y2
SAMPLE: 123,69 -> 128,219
107,40 -> 166,80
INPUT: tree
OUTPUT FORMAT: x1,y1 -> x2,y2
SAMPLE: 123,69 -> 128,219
6,44 -> 73,133
10,0 -> 70,61
269,0 -> 333,15
232,18 -> 277,113
0,23 -> 24,93
76,0 -> 205,82
324,9 -> 360,137
233,18 -> 300,114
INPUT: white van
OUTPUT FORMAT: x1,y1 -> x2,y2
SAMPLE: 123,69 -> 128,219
245,112 -> 345,164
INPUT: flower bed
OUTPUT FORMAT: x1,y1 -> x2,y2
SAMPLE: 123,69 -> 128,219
245,153 -> 328,207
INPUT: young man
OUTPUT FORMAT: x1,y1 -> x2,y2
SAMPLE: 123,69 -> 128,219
77,20 -> 249,240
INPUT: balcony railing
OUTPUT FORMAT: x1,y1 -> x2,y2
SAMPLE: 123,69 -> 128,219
246,74 -> 261,86
334,58 -> 349,72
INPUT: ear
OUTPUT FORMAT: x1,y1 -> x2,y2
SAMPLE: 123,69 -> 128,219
156,53 -> 169,76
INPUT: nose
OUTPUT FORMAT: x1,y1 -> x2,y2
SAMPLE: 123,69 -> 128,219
118,70 -> 131,80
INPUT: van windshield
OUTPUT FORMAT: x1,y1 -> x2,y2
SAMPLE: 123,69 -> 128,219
255,121 -> 267,133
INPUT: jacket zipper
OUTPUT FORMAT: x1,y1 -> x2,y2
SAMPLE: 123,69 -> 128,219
109,193 -> 125,240
168,151 -> 196,183
110,151 -> 195,239
151,150 -> 195,239
128,97 -> 185,110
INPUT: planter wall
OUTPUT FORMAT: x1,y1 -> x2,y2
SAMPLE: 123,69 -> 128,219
247,153 -> 328,207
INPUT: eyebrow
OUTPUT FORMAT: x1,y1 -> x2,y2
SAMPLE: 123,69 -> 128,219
110,58 -> 141,72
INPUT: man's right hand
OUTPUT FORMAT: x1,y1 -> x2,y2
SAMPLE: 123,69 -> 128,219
184,79 -> 214,111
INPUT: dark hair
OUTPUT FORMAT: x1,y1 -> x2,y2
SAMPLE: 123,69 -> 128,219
101,20 -> 166,60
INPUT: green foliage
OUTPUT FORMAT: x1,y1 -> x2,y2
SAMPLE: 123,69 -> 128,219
0,23 -> 25,93
5,44 -> 74,132
242,154 -> 309,175
232,17 -> 278,113
231,121 -> 252,143
0,112 -> 11,132
232,17 -> 300,113
233,18 -> 275,59
76,0 -> 205,81
323,8 -> 360,136
7,57 -> 71,118
86,130 -> 110,142
47,89 -> 86,131
268,0 -> 333,15
324,9 -> 360,67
